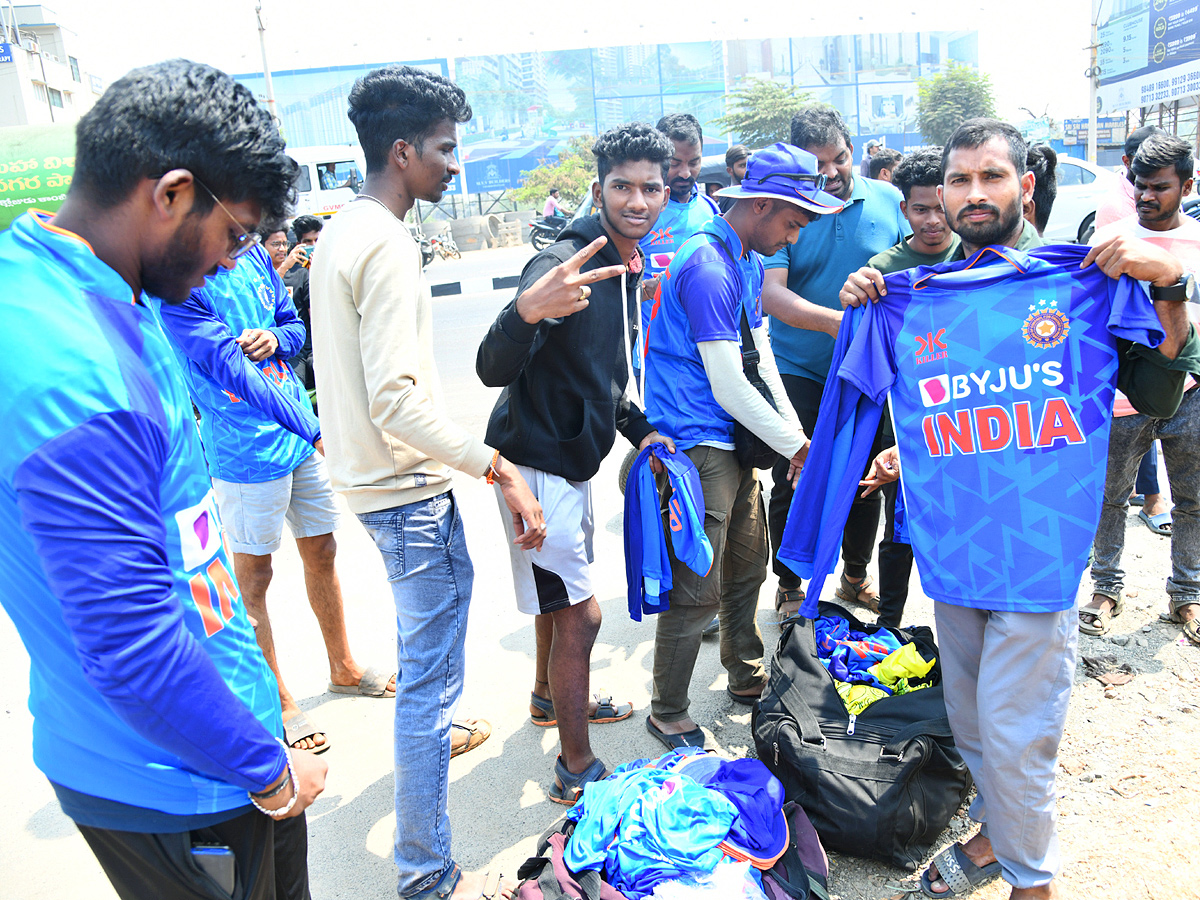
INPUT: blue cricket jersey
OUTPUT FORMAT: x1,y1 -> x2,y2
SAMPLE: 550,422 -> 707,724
639,184 -> 721,279
643,216 -> 764,450
624,443 -> 713,620
0,212 -> 285,825
779,244 -> 1164,615
154,244 -> 318,484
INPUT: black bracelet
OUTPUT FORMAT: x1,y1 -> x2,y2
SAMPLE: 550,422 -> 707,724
250,769 -> 292,800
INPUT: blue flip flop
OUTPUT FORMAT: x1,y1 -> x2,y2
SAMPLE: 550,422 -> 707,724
1138,509 -> 1172,536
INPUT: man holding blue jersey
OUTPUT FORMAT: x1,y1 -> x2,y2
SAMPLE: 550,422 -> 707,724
843,118 -> 1195,900
641,144 -> 833,748
0,61 -> 326,900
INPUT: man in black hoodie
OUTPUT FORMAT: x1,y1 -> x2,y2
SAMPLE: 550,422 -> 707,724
477,123 -> 675,804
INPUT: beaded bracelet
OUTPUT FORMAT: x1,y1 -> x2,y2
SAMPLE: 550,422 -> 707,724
249,740 -> 298,819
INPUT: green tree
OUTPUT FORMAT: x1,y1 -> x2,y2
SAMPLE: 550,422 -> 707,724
712,79 -> 814,148
916,64 -> 997,146
513,135 -> 596,209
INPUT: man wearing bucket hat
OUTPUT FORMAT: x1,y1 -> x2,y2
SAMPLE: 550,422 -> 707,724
763,107 -> 909,624
640,143 -> 843,748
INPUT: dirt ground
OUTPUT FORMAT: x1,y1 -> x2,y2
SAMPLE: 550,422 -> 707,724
786,503 -> 1200,900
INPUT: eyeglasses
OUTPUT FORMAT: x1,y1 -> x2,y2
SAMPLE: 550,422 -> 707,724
192,176 -> 261,259
266,240 -> 289,250
755,171 -> 828,192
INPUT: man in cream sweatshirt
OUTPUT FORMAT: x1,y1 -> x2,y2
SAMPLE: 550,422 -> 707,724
310,65 -> 545,900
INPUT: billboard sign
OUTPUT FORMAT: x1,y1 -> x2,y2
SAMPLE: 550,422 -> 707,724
1062,116 -> 1128,145
1097,0 -> 1200,112
0,43 -> 13,64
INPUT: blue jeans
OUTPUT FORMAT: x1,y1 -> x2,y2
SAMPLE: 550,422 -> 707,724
1092,387 -> 1200,606
356,492 -> 473,899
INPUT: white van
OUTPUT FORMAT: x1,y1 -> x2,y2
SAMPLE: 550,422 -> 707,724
288,145 -> 366,218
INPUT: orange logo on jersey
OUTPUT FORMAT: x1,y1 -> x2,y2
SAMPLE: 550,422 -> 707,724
668,496 -> 684,532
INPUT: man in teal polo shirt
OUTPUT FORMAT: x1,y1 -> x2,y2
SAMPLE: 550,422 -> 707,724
762,106 -> 908,622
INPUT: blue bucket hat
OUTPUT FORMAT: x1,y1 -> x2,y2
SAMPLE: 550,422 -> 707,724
716,142 -> 846,216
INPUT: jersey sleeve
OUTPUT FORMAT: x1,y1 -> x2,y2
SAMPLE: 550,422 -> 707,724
676,260 -> 742,343
12,411 -> 287,792
835,286 -> 903,404
1106,271 -> 1166,348
777,304 -> 888,617
157,293 -> 321,444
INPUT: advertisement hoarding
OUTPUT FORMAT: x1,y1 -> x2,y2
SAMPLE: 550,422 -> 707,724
1097,0 -> 1200,112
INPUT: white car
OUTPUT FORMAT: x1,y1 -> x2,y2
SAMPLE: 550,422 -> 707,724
1042,156 -> 1119,245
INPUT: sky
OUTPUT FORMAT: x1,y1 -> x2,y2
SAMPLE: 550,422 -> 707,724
37,0 -> 1095,126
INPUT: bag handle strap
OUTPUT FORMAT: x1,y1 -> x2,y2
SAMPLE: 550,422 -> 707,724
778,672 -> 827,750
880,716 -> 954,760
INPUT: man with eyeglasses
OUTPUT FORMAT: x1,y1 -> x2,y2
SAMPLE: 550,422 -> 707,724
762,105 -> 908,624
639,144 -> 836,749
0,60 -> 327,900
154,219 -> 398,760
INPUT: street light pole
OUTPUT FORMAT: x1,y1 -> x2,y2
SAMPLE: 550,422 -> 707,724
1087,0 -> 1102,165
255,0 -> 280,132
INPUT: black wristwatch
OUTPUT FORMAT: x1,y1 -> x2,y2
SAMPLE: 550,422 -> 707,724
1149,272 -> 1197,302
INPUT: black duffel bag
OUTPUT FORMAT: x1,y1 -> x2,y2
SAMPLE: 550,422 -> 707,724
752,602 -> 972,872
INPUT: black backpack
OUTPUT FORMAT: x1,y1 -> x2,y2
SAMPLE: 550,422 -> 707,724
752,602 -> 972,871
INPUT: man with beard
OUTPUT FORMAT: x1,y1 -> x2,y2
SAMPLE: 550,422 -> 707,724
477,123 -> 675,803
641,143 -> 831,748
310,65 -> 544,900
639,113 -> 721,279
841,117 -> 1195,900
0,60 -> 327,899
1083,132 -> 1200,645
763,105 -> 908,623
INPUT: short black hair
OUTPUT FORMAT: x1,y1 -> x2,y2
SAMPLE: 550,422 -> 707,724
291,214 -> 324,238
1125,125 -> 1162,161
869,148 -> 903,180
1026,144 -> 1058,234
943,118 -> 1027,178
348,65 -> 472,174
549,187 -> 560,195
656,113 -> 703,148
1131,132 -> 1194,182
726,144 -> 749,167
592,123 -> 673,187
71,59 -> 297,222
789,105 -> 852,153
892,146 -> 944,200
257,222 -> 288,242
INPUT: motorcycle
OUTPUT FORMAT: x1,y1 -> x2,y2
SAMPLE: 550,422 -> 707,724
529,216 -> 568,250
430,235 -> 461,260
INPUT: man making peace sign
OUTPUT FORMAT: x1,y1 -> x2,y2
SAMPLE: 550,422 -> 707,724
477,123 -> 677,805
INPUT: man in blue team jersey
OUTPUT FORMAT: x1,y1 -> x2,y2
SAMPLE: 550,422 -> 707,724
841,118 -> 1195,900
764,105 -> 909,623
639,113 -> 721,280
0,61 -> 326,900
155,236 -> 397,757
641,143 -> 829,749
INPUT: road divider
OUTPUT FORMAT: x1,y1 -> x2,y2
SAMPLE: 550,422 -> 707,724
429,274 -> 523,297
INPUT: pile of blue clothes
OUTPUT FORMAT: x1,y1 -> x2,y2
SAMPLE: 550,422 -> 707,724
564,748 -> 788,899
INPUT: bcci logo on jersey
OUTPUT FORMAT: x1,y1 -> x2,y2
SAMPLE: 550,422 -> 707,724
1022,299 -> 1070,349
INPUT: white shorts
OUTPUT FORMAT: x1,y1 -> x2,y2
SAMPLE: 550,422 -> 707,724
212,452 -> 341,555
496,465 -> 594,616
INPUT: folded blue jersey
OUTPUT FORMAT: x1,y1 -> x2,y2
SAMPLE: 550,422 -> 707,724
624,443 -> 714,621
